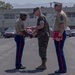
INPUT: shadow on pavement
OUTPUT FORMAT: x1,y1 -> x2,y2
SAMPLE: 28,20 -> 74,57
19,69 -> 44,73
5,69 -> 44,73
48,73 -> 61,75
5,68 -> 19,73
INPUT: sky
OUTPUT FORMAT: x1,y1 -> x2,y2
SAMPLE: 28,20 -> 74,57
1,0 -> 75,4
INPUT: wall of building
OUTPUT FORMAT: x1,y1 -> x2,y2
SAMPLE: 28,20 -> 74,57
0,7 -> 75,29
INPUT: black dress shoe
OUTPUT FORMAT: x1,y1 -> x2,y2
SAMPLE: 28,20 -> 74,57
55,70 -> 67,73
16,65 -> 26,69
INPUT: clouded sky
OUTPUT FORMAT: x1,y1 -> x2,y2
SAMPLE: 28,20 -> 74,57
1,0 -> 75,4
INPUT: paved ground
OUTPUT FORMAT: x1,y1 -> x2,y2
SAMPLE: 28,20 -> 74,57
0,37 -> 75,75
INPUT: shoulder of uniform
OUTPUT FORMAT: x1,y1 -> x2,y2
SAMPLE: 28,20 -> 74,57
60,12 -> 67,19
41,14 -> 46,19
59,12 -> 63,17
39,16 -> 44,20
60,11 -> 65,15
16,19 -> 19,23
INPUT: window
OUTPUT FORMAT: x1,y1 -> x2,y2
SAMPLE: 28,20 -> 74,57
66,12 -> 75,17
72,13 -> 75,17
47,13 -> 54,18
16,16 -> 19,19
0,15 -> 3,20
43,13 -> 47,16
4,14 -> 15,19
29,13 -> 34,18
4,14 -> 9,19
16,14 -> 19,19
67,13 -> 71,17
10,14 -> 15,19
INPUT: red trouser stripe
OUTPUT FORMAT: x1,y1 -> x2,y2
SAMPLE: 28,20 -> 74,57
18,37 -> 22,64
58,41 -> 64,71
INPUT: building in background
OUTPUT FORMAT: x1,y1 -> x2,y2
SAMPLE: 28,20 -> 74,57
0,6 -> 75,29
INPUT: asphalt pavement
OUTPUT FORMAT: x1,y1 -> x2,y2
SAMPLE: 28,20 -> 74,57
0,37 -> 75,75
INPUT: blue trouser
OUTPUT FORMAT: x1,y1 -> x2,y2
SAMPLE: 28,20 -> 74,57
54,31 -> 67,71
14,35 -> 25,66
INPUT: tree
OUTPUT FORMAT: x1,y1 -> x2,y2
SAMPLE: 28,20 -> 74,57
4,3 -> 13,9
0,1 -> 13,9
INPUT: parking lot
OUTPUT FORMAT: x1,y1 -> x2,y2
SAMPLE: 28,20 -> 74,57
0,37 -> 75,75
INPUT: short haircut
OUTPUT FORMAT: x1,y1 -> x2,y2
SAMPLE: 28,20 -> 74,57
33,7 -> 39,14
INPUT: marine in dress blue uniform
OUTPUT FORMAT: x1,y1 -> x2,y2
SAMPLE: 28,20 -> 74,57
14,12 -> 32,69
53,2 -> 67,73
